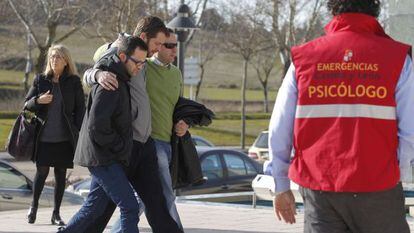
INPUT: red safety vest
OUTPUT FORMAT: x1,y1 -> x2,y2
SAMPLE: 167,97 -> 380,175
289,13 -> 411,192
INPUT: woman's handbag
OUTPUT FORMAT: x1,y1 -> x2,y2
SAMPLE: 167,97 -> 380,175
5,110 -> 37,161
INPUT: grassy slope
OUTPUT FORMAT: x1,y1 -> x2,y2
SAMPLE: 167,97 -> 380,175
189,127 -> 256,147
0,118 -> 268,150
0,25 -> 276,149
0,69 -> 34,84
0,69 -> 278,101
0,25 -> 283,90
183,86 -> 277,101
0,119 -> 14,150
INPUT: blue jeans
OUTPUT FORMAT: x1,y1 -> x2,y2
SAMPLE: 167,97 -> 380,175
111,139 -> 183,232
154,139 -> 183,229
61,163 -> 139,233
110,197 -> 144,233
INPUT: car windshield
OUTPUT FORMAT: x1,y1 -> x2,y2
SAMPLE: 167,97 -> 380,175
255,132 -> 268,148
0,163 -> 28,189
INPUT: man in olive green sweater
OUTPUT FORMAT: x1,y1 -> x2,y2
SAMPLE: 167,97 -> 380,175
145,29 -> 188,230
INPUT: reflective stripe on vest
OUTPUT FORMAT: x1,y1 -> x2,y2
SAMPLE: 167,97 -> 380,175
295,104 -> 396,120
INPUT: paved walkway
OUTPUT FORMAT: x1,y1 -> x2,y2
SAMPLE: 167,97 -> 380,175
2,152 -> 414,232
0,202 -> 304,233
1,201 -> 414,233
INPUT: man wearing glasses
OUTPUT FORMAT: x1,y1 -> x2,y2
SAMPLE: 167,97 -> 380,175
145,28 -> 188,231
82,16 -> 183,233
59,36 -> 147,233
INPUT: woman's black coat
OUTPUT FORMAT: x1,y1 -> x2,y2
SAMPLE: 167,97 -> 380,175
24,72 -> 86,162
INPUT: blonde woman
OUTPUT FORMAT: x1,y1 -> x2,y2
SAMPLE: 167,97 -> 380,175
24,45 -> 85,225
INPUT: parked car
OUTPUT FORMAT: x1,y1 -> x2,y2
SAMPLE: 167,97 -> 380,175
191,135 -> 214,147
251,174 -> 302,203
179,147 -> 263,195
0,160 -> 84,211
248,131 -> 269,161
67,147 -> 262,198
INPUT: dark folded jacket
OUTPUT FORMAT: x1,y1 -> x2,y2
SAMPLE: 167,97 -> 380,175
74,54 -> 132,167
170,97 -> 215,189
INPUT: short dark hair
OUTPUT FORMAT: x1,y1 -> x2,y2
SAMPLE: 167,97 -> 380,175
117,36 -> 148,56
327,0 -> 381,18
133,16 -> 170,39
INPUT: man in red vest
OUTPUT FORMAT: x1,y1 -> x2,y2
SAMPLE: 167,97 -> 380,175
268,0 -> 414,232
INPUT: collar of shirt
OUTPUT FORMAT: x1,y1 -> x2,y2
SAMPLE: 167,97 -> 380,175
150,56 -> 171,68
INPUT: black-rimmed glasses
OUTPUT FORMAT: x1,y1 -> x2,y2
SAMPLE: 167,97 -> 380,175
127,56 -> 146,66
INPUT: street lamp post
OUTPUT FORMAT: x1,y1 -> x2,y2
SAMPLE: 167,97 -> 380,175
167,3 -> 198,79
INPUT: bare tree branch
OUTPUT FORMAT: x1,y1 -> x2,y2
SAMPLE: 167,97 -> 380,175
6,0 -> 41,47
303,0 -> 323,42
36,0 -> 49,16
185,0 -> 209,47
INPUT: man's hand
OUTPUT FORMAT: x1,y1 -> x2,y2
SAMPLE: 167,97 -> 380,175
273,190 -> 296,224
175,120 -> 189,137
36,90 -> 53,104
97,71 -> 118,91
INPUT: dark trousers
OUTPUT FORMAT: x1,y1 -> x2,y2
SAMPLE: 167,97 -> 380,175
62,163 -> 139,233
85,138 -> 182,233
300,183 -> 410,233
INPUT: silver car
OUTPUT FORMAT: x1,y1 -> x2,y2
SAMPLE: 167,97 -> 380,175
0,160 -> 84,211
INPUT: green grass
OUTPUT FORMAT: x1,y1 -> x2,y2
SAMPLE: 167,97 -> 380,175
207,119 -> 269,137
189,118 -> 269,147
0,85 -> 24,90
0,117 -> 269,150
0,25 -> 284,90
215,112 -> 271,120
183,86 -> 277,101
0,70 -> 32,85
0,69 -> 278,102
0,119 -> 14,151
189,127 -> 256,147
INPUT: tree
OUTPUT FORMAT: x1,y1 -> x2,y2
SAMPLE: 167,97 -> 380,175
81,0 -> 172,43
193,7 -> 225,101
268,0 -> 325,78
7,0 -> 96,73
199,8 -> 226,31
146,0 -> 170,19
251,48 -> 279,113
225,2 -> 269,149
81,0 -> 147,43
194,29 -> 222,101
182,0 -> 210,49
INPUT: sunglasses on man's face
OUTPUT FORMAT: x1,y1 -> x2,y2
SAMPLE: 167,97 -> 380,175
163,43 -> 178,49
127,55 -> 146,66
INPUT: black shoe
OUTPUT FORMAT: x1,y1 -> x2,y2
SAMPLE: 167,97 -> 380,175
57,226 -> 66,232
51,211 -> 65,226
27,206 -> 37,224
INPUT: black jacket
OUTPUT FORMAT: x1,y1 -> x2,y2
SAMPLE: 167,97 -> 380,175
74,54 -> 132,167
173,97 -> 214,127
170,97 -> 215,189
24,71 -> 85,162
